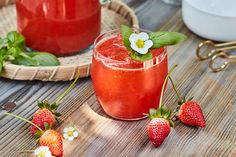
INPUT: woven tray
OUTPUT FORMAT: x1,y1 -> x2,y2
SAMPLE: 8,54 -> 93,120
0,0 -> 139,81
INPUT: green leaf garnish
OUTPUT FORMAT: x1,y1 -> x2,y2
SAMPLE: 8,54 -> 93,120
121,25 -> 133,48
27,52 -> 60,66
6,31 -> 25,49
11,53 -> 39,66
130,52 -> 152,61
0,31 -> 60,74
149,32 -> 187,48
120,25 -> 186,62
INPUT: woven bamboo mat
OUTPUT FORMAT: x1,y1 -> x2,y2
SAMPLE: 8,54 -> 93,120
0,0 -> 139,81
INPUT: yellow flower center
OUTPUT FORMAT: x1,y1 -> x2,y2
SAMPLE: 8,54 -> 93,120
67,130 -> 74,136
39,151 -> 46,157
136,39 -> 145,48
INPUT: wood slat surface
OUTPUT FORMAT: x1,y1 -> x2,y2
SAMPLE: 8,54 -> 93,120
1,1 -> 236,157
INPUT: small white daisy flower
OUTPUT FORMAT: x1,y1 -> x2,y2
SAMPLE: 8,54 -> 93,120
34,146 -> 52,157
63,126 -> 79,141
129,32 -> 153,54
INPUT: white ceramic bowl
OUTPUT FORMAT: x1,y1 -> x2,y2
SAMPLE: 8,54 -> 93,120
182,0 -> 236,41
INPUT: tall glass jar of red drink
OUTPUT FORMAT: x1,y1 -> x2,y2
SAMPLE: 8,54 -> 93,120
91,30 -> 168,120
16,0 -> 101,55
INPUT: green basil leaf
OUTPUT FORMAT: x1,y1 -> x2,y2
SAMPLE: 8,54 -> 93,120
130,52 -> 152,61
12,53 -> 39,66
0,59 -> 3,74
7,47 -> 22,58
149,32 -> 187,48
0,37 -> 4,49
121,25 -> 133,48
99,0 -> 111,5
6,31 -> 25,49
28,52 -> 60,66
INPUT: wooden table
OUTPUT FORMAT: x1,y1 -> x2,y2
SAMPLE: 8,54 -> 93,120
1,1 -> 236,157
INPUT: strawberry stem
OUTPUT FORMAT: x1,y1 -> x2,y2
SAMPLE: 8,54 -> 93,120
168,76 -> 182,102
55,71 -> 80,105
5,112 -> 43,131
159,64 -> 178,109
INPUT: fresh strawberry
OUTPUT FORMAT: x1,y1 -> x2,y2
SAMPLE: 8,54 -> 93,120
31,73 -> 80,134
39,129 -> 63,157
146,65 -> 178,147
168,76 -> 206,127
31,101 -> 61,134
147,106 -> 174,147
5,112 -> 64,157
147,118 -> 171,147
178,101 -> 206,127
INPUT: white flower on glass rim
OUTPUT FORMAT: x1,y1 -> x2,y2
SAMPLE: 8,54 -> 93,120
129,32 -> 153,54
34,146 -> 52,157
63,126 -> 79,141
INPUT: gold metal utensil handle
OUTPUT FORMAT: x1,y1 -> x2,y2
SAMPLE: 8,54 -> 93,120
209,52 -> 229,72
196,40 -> 216,60
209,51 -> 236,73
196,40 -> 236,60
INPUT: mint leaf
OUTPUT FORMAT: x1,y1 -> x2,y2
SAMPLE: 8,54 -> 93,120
149,32 -> 187,48
28,52 -> 60,66
0,58 -> 3,74
121,25 -> 133,48
99,0 -> 111,4
6,31 -> 25,49
130,51 -> 152,61
0,48 -> 8,74
11,53 -> 39,66
0,37 -> 5,49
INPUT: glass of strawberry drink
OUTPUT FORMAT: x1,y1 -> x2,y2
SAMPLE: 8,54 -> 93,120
91,28 -> 168,120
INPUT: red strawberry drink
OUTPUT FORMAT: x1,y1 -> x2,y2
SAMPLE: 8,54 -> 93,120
91,29 -> 168,120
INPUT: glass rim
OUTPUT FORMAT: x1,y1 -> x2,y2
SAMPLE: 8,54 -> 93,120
93,29 -> 167,71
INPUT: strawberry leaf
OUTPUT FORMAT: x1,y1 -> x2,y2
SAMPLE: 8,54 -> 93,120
163,110 -> 171,119
178,101 -> 182,106
149,108 -> 157,116
37,101 -> 44,108
169,120 -> 175,127
188,96 -> 194,101
50,103 -> 58,110
121,25 -> 133,48
34,130 -> 43,139
156,108 -> 162,117
44,101 -> 50,109
44,123 -> 50,130
54,112 -> 62,117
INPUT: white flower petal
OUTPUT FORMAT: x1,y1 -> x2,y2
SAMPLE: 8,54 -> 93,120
41,146 -> 50,152
68,127 -> 75,131
145,40 -> 153,49
68,136 -> 74,141
45,152 -> 52,157
73,131 -> 79,138
130,43 -> 140,52
129,33 -> 138,43
137,32 -> 149,40
34,149 -> 41,155
63,128 -> 69,133
137,48 -> 149,54
34,146 -> 52,157
63,133 -> 69,139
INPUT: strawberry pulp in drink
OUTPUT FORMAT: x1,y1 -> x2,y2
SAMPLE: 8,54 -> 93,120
91,32 -> 168,120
